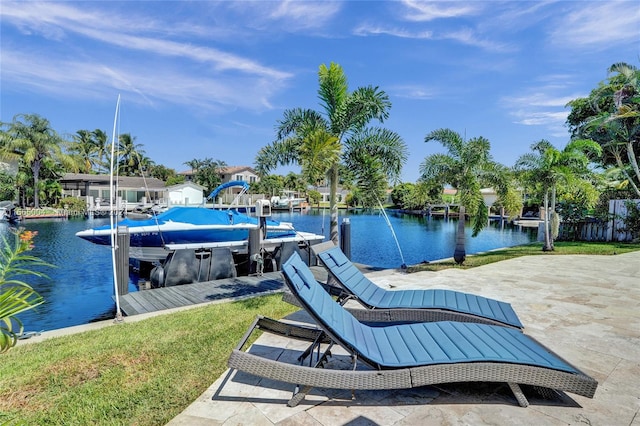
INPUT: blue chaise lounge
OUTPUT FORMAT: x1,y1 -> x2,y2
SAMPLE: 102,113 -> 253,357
309,242 -> 523,328
227,252 -> 597,407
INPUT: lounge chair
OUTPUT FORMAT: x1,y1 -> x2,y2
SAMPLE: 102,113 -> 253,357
227,252 -> 597,407
303,242 -> 523,328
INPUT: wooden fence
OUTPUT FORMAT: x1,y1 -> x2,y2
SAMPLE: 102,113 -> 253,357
555,199 -> 639,242
557,221 -> 614,242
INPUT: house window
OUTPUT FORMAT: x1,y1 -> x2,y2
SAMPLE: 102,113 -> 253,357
235,174 -> 243,181
249,176 -> 257,183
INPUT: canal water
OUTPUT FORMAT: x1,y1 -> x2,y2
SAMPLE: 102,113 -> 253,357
4,209 -> 535,333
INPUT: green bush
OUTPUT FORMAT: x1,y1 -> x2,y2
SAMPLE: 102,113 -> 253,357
55,197 -> 86,212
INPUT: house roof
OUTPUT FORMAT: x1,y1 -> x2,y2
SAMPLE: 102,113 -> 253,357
178,166 -> 258,178
219,165 -> 257,175
61,173 -> 166,190
166,182 -> 206,191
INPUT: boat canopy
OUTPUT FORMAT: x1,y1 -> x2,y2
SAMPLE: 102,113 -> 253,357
208,181 -> 249,200
91,207 -> 282,231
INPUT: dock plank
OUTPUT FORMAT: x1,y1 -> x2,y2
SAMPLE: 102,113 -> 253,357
119,270 -> 299,316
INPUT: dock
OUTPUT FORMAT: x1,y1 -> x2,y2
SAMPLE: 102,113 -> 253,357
119,267 -> 328,316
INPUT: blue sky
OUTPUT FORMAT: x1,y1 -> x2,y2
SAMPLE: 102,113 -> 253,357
1,1 -> 638,182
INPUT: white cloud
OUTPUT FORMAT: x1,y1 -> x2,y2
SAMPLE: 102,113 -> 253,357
1,2 -> 290,80
269,0 -> 341,24
389,84 -> 440,100
549,1 -> 640,47
226,0 -> 342,32
500,81 -> 583,138
1,48 -> 281,112
400,0 -> 480,21
353,23 -> 433,39
0,1 -> 293,112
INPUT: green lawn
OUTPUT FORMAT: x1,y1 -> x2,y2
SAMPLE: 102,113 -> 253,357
407,240 -> 640,272
0,295 -> 298,426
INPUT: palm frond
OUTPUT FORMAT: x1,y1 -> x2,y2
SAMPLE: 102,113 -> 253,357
318,62 -> 349,119
424,128 -> 464,158
419,153 -> 458,186
345,127 -> 407,184
299,130 -> 340,185
276,108 -> 327,140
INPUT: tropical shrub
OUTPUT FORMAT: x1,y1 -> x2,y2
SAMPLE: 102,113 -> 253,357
307,190 -> 321,206
0,228 -> 49,353
390,183 -> 414,208
54,196 -> 86,213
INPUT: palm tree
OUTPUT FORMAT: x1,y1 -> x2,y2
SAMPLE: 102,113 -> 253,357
255,62 -> 407,244
69,130 -> 95,173
117,133 -> 146,176
566,62 -> 640,197
91,129 -> 109,174
515,139 -> 601,251
184,158 -> 227,194
198,159 -> 226,194
0,114 -> 77,208
343,127 -> 407,208
420,129 -> 519,263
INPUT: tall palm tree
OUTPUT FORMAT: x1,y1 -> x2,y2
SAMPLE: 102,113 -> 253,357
566,62 -> 640,197
420,128 -> 519,263
255,62 -> 407,244
91,129 -> 109,174
69,130 -> 97,173
515,139 -> 601,251
0,114 -> 77,208
117,133 -> 146,176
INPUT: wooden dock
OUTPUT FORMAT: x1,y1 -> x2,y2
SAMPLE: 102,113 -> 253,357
119,267 -> 328,316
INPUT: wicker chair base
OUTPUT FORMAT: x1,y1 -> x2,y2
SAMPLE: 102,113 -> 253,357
228,317 -> 597,407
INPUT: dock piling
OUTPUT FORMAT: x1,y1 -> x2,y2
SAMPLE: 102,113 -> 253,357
115,226 -> 130,295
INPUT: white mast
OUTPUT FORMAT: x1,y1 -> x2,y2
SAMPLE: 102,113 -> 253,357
110,95 -> 123,322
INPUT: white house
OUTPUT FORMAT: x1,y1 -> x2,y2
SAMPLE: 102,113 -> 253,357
167,182 -> 206,206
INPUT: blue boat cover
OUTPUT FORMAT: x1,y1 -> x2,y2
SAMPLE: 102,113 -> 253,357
92,207 -> 281,230
283,252 -> 576,372
318,246 -> 523,328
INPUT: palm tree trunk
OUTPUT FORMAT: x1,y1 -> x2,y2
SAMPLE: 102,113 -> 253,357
32,161 -> 41,209
453,205 -> 466,264
329,163 -> 339,245
543,190 -> 552,251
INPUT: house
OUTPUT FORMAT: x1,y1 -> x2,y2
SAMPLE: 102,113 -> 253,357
60,173 -> 167,209
313,185 -> 350,203
166,182 -> 206,206
178,165 -> 260,200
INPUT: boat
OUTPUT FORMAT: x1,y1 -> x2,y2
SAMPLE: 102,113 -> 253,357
270,191 -> 309,211
0,201 -> 21,223
76,205 -> 325,262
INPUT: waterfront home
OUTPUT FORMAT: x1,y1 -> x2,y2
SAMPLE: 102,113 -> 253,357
60,173 -> 167,212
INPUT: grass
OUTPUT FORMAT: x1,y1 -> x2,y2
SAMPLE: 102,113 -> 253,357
407,240 -> 640,272
0,294 -> 298,426
1,241 -> 639,424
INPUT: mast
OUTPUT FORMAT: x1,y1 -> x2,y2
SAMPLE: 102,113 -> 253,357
110,95 -> 124,322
